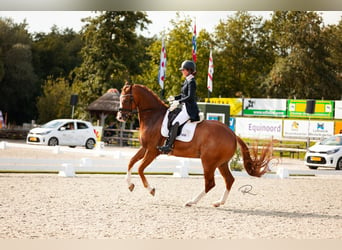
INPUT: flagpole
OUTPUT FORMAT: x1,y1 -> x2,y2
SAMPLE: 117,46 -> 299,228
158,35 -> 166,100
192,18 -> 197,62
207,44 -> 214,103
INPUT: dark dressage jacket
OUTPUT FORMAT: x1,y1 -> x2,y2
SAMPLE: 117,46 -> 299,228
174,76 -> 200,122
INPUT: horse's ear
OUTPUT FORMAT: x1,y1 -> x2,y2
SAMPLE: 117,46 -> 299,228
125,81 -> 133,86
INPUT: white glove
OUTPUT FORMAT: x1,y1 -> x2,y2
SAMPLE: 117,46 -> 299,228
169,100 -> 180,111
167,96 -> 175,102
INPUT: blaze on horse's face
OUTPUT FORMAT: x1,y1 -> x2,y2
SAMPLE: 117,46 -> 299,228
116,84 -> 136,122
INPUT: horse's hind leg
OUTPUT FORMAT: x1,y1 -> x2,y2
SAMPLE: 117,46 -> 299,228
126,147 -> 146,192
185,163 -> 216,207
212,162 -> 235,207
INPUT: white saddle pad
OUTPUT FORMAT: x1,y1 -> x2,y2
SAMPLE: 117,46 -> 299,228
161,110 -> 198,142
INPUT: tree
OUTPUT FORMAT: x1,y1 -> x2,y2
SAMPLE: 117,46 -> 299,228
0,48 -> 4,82
36,77 -> 74,123
136,13 -> 213,101
0,18 -> 38,124
213,11 -> 274,98
72,11 -> 151,117
31,26 -> 83,80
265,11 -> 341,99
323,19 -> 342,96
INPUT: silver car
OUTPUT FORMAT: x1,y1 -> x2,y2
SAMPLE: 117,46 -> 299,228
26,119 -> 96,149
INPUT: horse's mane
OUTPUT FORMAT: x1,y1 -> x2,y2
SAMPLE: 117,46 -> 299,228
133,84 -> 168,108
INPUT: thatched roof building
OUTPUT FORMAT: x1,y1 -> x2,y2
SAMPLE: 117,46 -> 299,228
87,89 -> 120,127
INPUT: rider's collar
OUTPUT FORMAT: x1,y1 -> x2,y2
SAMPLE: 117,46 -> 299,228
186,74 -> 194,81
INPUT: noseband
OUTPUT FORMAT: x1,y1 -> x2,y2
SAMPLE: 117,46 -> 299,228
118,86 -> 138,117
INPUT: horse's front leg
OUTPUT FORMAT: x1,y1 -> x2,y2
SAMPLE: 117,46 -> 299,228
126,147 -> 146,192
137,149 -> 158,196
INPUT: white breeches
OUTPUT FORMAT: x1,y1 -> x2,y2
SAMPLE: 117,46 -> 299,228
172,104 -> 190,125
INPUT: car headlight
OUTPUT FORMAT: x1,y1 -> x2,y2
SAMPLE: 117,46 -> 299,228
327,148 -> 340,155
37,131 -> 52,135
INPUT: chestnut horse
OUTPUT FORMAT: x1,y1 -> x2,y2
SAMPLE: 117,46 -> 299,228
117,83 -> 272,207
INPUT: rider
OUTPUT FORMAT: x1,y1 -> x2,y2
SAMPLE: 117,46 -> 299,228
158,60 -> 200,154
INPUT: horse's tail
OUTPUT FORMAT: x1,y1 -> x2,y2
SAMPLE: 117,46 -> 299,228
236,136 -> 273,177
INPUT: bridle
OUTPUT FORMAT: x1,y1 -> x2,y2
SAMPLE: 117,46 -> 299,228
118,85 -> 138,119
118,84 -> 162,122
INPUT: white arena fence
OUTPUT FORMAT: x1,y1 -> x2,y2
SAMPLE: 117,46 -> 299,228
0,141 -> 339,178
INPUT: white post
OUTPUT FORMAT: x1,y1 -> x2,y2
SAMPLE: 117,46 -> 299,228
0,141 -> 7,149
95,141 -> 105,156
276,167 -> 289,179
80,158 -> 93,168
58,163 -> 75,177
173,159 -> 189,178
53,146 -> 61,154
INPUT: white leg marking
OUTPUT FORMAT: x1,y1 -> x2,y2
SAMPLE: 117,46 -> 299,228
147,184 -> 154,193
185,190 -> 206,207
125,170 -> 132,187
213,189 -> 230,207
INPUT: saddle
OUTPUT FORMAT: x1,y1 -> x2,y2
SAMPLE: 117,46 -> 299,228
161,108 -> 200,142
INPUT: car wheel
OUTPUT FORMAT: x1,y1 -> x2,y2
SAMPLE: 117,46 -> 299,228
308,166 -> 318,170
48,137 -> 59,146
85,138 -> 95,149
336,158 -> 342,170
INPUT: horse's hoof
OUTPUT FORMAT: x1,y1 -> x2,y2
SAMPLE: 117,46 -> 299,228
128,183 -> 135,192
184,201 -> 194,207
212,202 -> 221,208
150,188 -> 155,196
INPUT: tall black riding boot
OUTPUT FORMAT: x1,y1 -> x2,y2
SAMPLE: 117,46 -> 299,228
158,122 -> 180,154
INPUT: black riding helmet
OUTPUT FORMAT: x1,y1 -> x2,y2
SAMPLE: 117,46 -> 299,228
179,60 -> 196,73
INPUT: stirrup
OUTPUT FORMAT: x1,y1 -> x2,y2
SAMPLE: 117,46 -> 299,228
157,145 -> 173,154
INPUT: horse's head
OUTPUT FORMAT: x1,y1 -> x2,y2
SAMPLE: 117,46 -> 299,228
116,83 -> 137,122
117,82 -> 168,123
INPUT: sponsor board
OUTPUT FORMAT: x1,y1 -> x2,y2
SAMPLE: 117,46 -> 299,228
243,98 -> 287,117
283,119 -> 334,138
235,117 -> 282,139
287,99 -> 334,119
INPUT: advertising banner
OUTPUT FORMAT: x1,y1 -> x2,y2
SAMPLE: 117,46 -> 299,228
205,98 -> 242,116
334,101 -> 342,119
93,126 -> 103,142
283,119 -> 334,138
334,121 -> 342,135
229,117 -> 235,132
235,117 -> 282,139
287,99 -> 334,119
243,98 -> 287,117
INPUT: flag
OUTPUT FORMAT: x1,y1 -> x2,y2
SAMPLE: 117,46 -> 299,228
0,110 -> 3,128
192,22 -> 197,62
207,48 -> 214,92
158,38 -> 167,89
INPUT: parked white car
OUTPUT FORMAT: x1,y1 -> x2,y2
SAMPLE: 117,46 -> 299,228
27,119 -> 97,149
304,134 -> 342,170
